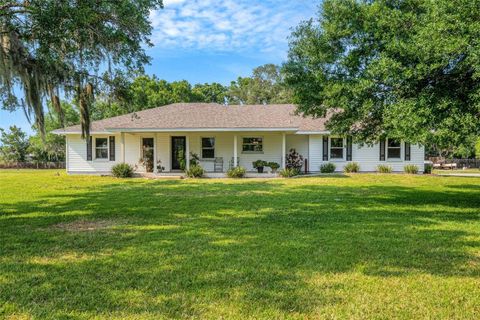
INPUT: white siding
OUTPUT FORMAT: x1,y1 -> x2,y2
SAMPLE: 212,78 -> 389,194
66,132 -> 424,174
307,135 -> 425,172
67,134 -> 121,174
308,135 -> 324,172
187,132 -> 285,172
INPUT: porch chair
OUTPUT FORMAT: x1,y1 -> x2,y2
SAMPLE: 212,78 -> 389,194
229,157 -> 240,169
214,157 -> 224,172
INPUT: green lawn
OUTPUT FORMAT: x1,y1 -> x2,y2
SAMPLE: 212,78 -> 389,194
434,168 -> 480,174
1,170 -> 479,319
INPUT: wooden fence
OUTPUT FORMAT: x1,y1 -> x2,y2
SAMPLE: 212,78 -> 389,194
429,158 -> 480,169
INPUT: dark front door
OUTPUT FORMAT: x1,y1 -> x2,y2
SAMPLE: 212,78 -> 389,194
142,138 -> 154,172
171,136 -> 186,170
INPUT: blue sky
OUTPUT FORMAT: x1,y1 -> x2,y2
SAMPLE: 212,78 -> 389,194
0,0 -> 319,134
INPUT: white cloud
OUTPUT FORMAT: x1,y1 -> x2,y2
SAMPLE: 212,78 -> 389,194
149,0 -> 317,55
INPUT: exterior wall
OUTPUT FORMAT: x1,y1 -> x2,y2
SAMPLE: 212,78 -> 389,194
66,134 -> 121,174
66,132 -> 425,174
307,134 -> 425,172
186,131 -> 284,172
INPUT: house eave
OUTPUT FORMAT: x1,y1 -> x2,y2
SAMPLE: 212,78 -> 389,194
105,127 -> 300,133
51,131 -> 115,135
295,130 -> 331,135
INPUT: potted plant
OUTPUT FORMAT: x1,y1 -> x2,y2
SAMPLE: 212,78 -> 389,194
267,162 -> 280,173
252,159 -> 267,173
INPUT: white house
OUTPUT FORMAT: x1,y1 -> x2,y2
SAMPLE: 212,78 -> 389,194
53,103 -> 424,175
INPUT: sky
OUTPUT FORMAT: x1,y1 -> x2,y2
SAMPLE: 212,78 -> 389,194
0,0 -> 319,134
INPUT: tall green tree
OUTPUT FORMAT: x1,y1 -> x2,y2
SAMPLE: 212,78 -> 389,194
192,83 -> 228,104
228,64 -> 293,105
0,125 -> 29,163
0,0 -> 164,137
29,102 -> 79,163
284,0 -> 480,156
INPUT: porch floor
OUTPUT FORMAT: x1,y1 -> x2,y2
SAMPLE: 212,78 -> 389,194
140,172 -> 279,179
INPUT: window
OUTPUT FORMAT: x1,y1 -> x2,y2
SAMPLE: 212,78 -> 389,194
201,137 -> 215,159
387,139 -> 401,159
330,138 -> 344,159
242,137 -> 263,153
95,138 -> 108,159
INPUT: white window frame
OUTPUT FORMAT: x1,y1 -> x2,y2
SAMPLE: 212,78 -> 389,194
387,138 -> 402,160
241,136 -> 264,154
200,137 -> 215,160
329,137 -> 345,161
94,137 -> 109,160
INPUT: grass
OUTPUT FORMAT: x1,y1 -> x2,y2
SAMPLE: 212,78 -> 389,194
433,168 -> 480,174
1,170 -> 479,319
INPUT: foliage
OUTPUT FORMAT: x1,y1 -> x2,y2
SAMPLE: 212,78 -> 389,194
228,64 -> 293,105
0,0 -> 164,137
424,164 -> 433,174
29,102 -> 79,163
89,64 -> 290,120
252,160 -> 267,169
2,170 -> 479,319
189,153 -> 200,167
285,148 -> 304,170
267,162 -> 280,171
185,165 -> 205,178
377,165 -> 393,174
278,167 -> 300,177
320,163 -> 336,173
192,83 -> 228,104
284,0 -> 480,156
476,138 -> 480,159
111,163 -> 134,178
343,162 -> 360,173
404,165 -> 419,175
226,166 -> 246,178
139,147 -> 154,172
0,125 -> 29,163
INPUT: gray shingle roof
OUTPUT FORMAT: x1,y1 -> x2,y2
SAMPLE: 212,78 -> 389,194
54,103 -> 331,133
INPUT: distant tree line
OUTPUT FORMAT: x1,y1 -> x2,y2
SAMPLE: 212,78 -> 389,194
90,63 -> 293,120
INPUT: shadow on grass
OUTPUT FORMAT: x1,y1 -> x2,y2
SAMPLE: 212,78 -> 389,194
1,178 -> 479,317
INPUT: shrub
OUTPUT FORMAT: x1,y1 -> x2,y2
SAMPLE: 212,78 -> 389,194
186,165 -> 204,178
377,164 -> 392,173
285,149 -> 304,170
111,163 -> 134,178
227,166 -> 246,178
424,163 -> 432,174
252,160 -> 267,169
278,167 -> 300,177
189,152 -> 200,167
343,162 -> 360,173
320,163 -> 336,173
404,164 -> 419,174
267,162 -> 280,172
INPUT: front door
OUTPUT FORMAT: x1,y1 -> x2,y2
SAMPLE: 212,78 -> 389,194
141,138 -> 154,172
171,136 -> 186,170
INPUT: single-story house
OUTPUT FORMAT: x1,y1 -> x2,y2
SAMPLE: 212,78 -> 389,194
53,103 -> 424,176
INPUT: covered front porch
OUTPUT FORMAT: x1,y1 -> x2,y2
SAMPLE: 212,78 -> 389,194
116,130 -> 307,174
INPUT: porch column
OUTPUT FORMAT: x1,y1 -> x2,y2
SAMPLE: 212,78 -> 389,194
233,135 -> 238,167
281,132 -> 286,169
153,133 -> 158,173
120,132 -> 125,163
186,135 -> 190,170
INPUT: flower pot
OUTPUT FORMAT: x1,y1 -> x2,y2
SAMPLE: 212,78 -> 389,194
257,167 -> 264,173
